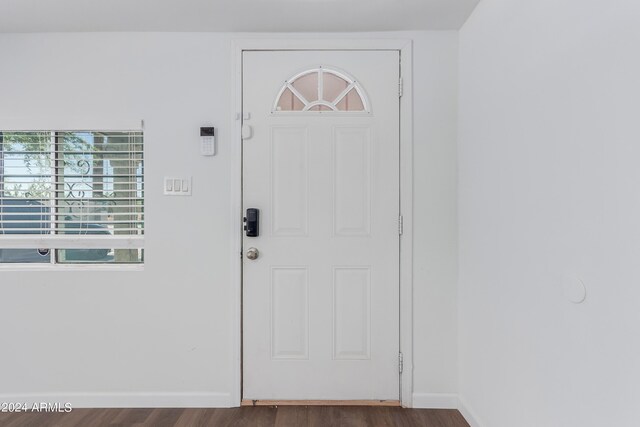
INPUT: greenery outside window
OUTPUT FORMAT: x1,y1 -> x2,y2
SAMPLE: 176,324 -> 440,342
0,131 -> 144,264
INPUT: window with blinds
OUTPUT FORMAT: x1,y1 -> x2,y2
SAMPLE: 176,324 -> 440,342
0,131 -> 144,264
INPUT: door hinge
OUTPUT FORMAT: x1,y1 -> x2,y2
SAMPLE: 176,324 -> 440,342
398,215 -> 404,235
398,77 -> 403,98
398,352 -> 404,373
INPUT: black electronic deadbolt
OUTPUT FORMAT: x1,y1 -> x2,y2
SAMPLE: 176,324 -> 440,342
244,208 -> 259,237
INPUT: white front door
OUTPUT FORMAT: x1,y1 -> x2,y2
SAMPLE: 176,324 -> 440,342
242,50 -> 400,401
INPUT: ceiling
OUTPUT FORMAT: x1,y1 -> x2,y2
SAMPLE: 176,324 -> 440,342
0,0 -> 480,32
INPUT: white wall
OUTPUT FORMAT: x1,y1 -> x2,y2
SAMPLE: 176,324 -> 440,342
458,1 -> 640,426
0,31 -> 459,407
411,32 -> 460,406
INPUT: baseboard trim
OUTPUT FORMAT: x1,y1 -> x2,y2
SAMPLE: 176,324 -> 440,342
0,391 -> 482,425
411,393 -> 483,427
457,395 -> 484,427
0,392 -> 233,408
241,399 -> 401,407
411,393 -> 458,409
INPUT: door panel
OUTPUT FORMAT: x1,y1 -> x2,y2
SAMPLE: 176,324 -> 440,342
243,50 -> 400,400
271,267 -> 309,359
333,126 -> 371,236
270,126 -> 309,236
333,266 -> 371,360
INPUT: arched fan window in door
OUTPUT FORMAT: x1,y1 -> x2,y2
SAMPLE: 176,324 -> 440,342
273,67 -> 370,113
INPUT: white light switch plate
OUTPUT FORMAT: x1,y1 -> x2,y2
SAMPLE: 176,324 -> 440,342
164,176 -> 192,196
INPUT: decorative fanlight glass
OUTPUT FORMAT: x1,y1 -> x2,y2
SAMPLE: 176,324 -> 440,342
274,67 -> 370,113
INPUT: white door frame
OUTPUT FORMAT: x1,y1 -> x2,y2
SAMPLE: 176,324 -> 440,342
230,38 -> 414,407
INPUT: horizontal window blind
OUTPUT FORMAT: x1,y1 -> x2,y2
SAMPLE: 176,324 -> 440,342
0,131 -> 144,259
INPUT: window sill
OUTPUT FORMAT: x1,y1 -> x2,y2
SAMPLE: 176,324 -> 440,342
0,263 -> 144,272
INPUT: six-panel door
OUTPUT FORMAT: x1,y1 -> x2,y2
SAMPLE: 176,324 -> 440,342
242,50 -> 400,400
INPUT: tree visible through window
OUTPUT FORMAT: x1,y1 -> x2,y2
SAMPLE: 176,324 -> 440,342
0,131 -> 144,264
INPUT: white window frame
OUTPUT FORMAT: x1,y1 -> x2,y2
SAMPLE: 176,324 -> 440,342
0,123 -> 145,271
272,66 -> 371,114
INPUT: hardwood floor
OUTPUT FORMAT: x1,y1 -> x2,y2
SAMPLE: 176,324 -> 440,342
0,407 -> 470,427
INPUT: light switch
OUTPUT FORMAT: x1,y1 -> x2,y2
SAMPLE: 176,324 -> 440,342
164,177 -> 192,196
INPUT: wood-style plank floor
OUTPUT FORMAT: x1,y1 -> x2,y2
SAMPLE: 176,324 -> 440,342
0,407 -> 470,427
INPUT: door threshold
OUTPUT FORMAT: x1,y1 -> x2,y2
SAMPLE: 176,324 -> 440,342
241,399 -> 401,407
